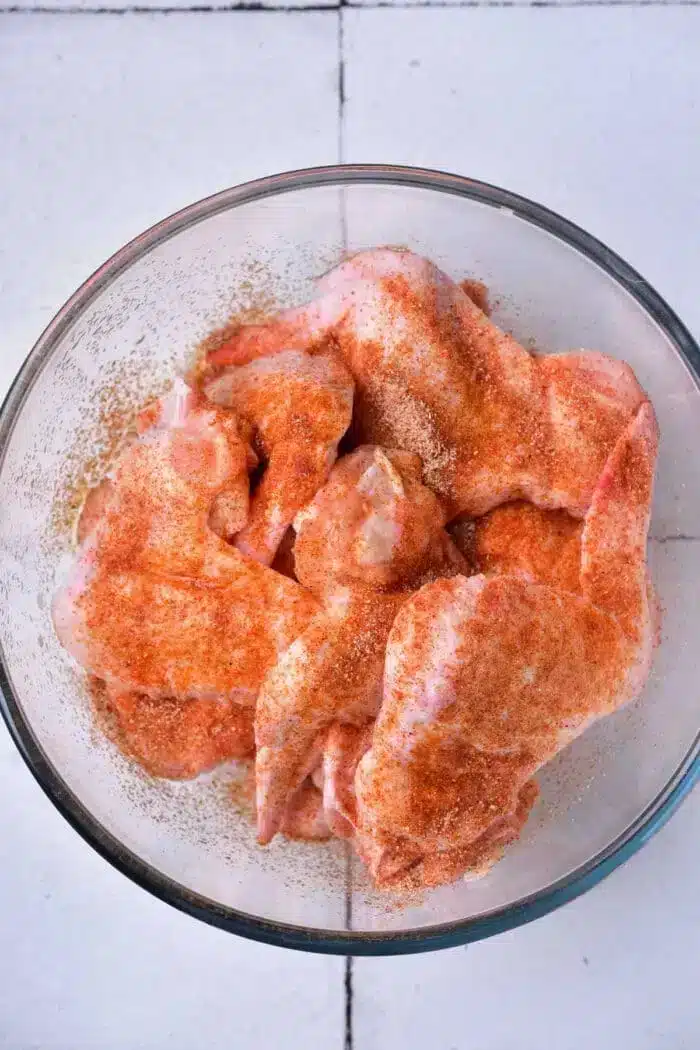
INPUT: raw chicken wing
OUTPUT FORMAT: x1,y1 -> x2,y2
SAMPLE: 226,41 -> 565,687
355,401 -> 658,887
93,680 -> 255,779
452,501 -> 583,595
76,379 -> 255,577
54,382 -> 319,704
203,350 -> 354,565
55,559 -> 319,704
313,722 -> 374,839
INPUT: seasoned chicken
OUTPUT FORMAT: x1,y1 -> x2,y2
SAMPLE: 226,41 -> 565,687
54,558 -> 319,704
51,246 -> 660,889
232,765 -> 333,843
281,781 -> 333,843
312,722 -> 374,840
76,379 -> 256,577
293,446 -> 460,595
452,501 -> 583,595
355,401 -> 658,887
315,503 -> 583,850
203,350 -> 354,565
53,382 -> 319,704
356,781 -> 539,890
255,587 -> 404,845
255,446 -> 467,844
93,680 -> 255,779
208,248 -> 645,518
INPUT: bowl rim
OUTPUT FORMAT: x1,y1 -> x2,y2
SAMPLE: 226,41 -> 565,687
1,162 -> 699,956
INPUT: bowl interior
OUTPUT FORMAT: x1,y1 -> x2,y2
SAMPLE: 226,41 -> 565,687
1,174 -> 699,945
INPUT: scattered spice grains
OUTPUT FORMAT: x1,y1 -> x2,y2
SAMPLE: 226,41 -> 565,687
459,278 -> 491,316
363,379 -> 457,498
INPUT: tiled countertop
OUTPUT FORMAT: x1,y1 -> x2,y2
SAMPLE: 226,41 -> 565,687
1,3 -> 699,1047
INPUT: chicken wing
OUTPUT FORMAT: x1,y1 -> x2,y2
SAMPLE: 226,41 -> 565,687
281,780 -> 333,842
314,722 -> 374,840
92,680 -> 255,779
75,378 -> 255,578
203,350 -> 354,565
293,446 -> 455,595
208,249 -> 645,518
355,780 -> 539,890
54,381 -> 319,704
255,446 -> 467,844
54,557 -> 319,704
355,401 -> 658,887
452,501 -> 583,595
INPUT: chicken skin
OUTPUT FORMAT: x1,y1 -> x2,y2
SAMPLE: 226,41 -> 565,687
355,400 -> 658,887
312,722 -> 374,840
75,379 -> 255,577
452,501 -> 583,595
317,503 -> 584,854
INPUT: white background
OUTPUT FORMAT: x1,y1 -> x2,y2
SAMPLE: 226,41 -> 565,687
1,3 -> 700,1046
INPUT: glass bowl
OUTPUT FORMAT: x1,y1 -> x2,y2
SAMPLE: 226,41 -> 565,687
1,165 -> 699,956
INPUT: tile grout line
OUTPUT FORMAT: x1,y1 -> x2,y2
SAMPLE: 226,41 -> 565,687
343,845 -> 354,1050
347,0 -> 700,6
2,0 -> 700,12
344,954 -> 354,1050
342,840 -> 354,1049
337,3 -> 346,163
0,3 -> 334,10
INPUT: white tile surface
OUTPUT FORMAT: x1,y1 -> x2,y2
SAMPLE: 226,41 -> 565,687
353,790 -> 700,1050
342,6 -> 700,345
0,11 -> 338,389
0,745 -> 344,1050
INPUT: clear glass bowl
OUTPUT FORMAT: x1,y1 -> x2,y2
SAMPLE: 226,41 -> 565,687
1,165 -> 699,955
